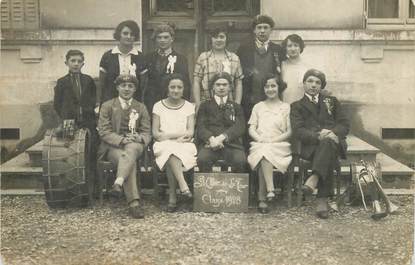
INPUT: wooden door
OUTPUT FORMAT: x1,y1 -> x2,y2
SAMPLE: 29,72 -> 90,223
142,0 -> 259,74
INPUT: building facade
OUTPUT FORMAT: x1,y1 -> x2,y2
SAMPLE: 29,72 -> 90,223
1,0 -> 414,166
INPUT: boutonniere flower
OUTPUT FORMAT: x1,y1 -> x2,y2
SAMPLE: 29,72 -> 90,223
166,55 -> 177,73
129,63 -> 137,76
224,102 -> 236,122
323,98 -> 333,115
128,109 -> 140,134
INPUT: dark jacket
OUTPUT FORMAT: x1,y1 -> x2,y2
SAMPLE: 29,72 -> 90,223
236,39 -> 284,106
290,94 -> 350,159
53,72 -> 96,129
144,50 -> 191,109
99,49 -> 147,103
196,99 -> 245,148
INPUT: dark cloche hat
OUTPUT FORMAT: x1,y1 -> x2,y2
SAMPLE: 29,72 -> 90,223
114,74 -> 139,87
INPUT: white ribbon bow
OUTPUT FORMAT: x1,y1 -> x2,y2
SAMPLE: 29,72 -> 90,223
166,55 -> 177,74
129,63 -> 137,76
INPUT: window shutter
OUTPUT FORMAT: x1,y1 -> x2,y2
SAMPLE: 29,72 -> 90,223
1,0 -> 11,29
0,0 -> 39,29
24,0 -> 39,29
11,0 -> 25,29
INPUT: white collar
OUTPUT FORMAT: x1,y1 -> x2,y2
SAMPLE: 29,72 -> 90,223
255,39 -> 270,49
158,48 -> 173,56
118,97 -> 133,109
214,95 -> 228,106
305,93 -> 319,103
112,46 -> 139,55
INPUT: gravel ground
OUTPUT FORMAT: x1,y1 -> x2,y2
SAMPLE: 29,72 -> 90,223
1,195 -> 413,265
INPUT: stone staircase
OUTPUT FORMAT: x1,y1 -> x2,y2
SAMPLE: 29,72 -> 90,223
1,135 -> 413,194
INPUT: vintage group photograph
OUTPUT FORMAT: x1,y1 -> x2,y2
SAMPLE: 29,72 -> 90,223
1,0 -> 414,264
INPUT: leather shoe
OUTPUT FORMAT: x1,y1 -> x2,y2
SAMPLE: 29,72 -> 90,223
166,203 -> 178,213
258,202 -> 269,214
109,184 -> 123,198
316,197 -> 329,219
302,184 -> 314,196
181,190 -> 192,198
128,205 -> 145,219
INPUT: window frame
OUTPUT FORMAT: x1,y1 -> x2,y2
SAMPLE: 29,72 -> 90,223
0,0 -> 40,30
366,0 -> 415,28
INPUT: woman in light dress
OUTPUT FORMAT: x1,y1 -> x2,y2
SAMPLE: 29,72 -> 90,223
281,34 -> 310,104
152,73 -> 197,212
248,74 -> 292,213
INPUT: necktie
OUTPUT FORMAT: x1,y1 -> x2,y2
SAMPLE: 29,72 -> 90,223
257,42 -> 267,55
72,73 -> 83,120
219,97 -> 225,108
312,95 -> 318,104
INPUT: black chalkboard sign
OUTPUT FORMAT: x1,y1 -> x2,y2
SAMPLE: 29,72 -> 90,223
193,173 -> 249,213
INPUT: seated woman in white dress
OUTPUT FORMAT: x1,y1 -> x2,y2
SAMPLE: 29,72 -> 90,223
247,73 -> 292,213
152,73 -> 197,212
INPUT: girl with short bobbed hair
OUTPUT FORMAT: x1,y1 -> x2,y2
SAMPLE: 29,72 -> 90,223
193,26 -> 243,108
152,73 -> 197,212
248,73 -> 292,214
281,33 -> 312,104
113,20 -> 140,41
99,20 -> 146,104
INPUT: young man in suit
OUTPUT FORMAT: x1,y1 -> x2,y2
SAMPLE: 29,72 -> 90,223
97,74 -> 151,219
236,15 -> 284,120
196,72 -> 247,173
53,50 -> 99,187
54,49 -> 97,132
143,23 -> 191,112
290,69 -> 350,219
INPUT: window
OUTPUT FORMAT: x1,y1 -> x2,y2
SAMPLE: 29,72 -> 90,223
367,0 -> 415,27
151,0 -> 194,16
382,128 -> 415,139
1,0 -> 39,30
0,128 -> 20,140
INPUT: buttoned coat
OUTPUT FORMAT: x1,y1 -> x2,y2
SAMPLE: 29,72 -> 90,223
97,98 -> 151,159
53,73 -> 96,129
236,40 -> 284,106
196,99 -> 245,149
290,94 -> 350,159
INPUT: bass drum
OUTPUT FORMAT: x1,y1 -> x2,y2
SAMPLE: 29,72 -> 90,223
42,128 -> 93,208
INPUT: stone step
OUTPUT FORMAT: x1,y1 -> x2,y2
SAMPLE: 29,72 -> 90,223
345,135 -> 379,163
377,153 -> 414,189
25,140 -> 43,167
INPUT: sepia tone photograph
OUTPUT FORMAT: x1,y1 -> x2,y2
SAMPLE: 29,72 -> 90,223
1,0 -> 414,264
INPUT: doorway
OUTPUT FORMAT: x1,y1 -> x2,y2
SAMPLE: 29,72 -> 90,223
142,0 -> 260,75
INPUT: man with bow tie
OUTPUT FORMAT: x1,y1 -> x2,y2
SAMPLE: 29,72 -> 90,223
236,15 -> 284,120
290,69 -> 350,219
196,72 -> 247,173
97,74 -> 151,218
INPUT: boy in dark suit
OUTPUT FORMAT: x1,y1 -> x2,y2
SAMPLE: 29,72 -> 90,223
290,69 -> 350,219
53,50 -> 99,201
196,72 -> 246,173
54,49 -> 97,133
236,15 -> 284,120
